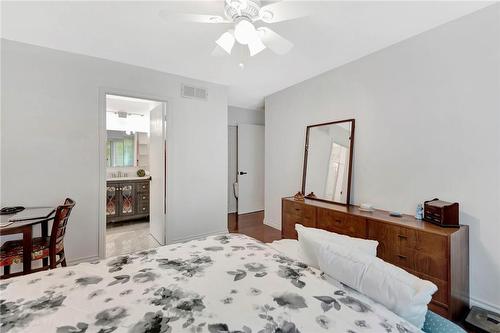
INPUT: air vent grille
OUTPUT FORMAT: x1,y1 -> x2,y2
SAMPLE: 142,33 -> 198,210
181,84 -> 208,100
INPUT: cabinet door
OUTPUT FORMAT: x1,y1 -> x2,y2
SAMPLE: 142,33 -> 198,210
106,185 -> 119,218
119,183 -> 136,217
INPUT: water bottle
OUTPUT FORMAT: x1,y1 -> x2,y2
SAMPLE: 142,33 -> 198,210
416,204 -> 424,220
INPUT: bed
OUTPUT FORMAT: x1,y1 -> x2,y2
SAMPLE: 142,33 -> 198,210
0,234 -> 461,333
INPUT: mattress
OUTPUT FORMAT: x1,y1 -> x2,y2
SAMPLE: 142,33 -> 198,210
0,234 -> 421,332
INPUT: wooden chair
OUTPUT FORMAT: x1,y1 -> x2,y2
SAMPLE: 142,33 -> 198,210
1,198 -> 76,278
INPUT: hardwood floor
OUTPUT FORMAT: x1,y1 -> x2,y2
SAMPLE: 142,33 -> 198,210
228,211 -> 282,243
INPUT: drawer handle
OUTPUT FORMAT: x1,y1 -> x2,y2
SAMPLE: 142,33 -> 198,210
335,219 -> 342,224
142,207 -> 146,211
398,235 -> 408,239
142,196 -> 146,200
397,254 -> 407,259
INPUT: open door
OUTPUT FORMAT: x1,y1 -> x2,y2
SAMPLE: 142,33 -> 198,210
149,103 -> 166,245
237,124 -> 265,214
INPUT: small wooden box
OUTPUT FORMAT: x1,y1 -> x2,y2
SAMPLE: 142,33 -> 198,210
424,198 -> 459,227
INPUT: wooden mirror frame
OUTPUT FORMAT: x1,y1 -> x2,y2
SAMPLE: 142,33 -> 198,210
301,119 -> 355,206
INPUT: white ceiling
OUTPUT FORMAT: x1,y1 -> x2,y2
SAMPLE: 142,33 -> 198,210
1,1 -> 492,110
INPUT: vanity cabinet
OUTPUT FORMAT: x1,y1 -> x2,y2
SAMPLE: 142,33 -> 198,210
106,178 -> 150,223
281,197 -> 469,322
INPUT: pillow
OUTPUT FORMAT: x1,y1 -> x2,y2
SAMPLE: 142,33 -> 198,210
317,242 -> 437,328
295,224 -> 378,268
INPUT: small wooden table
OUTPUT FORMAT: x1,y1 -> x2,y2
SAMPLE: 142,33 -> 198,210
0,208 -> 55,277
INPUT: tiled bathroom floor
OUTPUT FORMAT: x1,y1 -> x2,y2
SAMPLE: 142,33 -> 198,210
106,220 -> 161,258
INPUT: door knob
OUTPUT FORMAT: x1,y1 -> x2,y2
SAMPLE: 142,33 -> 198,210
239,171 -> 248,175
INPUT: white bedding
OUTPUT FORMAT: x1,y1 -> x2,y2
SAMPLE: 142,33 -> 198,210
270,238 -> 436,329
0,234 -> 421,333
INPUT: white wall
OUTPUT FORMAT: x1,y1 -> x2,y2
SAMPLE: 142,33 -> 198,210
228,105 -> 264,126
265,5 -> 500,312
1,39 -> 228,262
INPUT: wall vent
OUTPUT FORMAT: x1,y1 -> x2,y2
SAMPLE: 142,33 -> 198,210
181,84 -> 208,101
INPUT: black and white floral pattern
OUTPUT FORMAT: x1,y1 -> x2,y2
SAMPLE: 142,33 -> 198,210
0,234 -> 421,332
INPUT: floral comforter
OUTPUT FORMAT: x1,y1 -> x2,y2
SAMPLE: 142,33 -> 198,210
0,234 -> 421,333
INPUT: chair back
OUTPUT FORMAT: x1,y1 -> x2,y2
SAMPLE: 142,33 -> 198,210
50,198 -> 76,253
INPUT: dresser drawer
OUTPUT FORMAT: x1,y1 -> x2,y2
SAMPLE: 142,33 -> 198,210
283,200 -> 315,220
382,248 -> 447,280
389,246 -> 414,271
282,213 -> 315,239
411,270 -> 449,305
369,220 -> 448,280
367,220 -> 399,262
318,208 -> 366,238
415,232 -> 447,257
414,252 -> 448,280
429,301 -> 449,318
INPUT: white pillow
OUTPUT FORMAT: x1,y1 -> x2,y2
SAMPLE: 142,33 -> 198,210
317,242 -> 437,328
295,224 -> 378,268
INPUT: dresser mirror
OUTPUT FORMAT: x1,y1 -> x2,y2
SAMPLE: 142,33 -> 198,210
302,119 -> 355,205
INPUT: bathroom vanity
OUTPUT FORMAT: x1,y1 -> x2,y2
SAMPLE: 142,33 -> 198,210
106,177 -> 151,223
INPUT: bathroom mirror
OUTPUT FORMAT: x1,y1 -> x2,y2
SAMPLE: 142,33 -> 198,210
106,130 -> 135,167
302,119 -> 355,205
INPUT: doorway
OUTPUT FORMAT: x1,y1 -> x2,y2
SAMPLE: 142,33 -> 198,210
228,124 -> 265,216
100,93 -> 167,258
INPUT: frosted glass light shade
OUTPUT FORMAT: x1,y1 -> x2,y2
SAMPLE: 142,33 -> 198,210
234,20 -> 257,45
248,37 -> 266,56
215,31 -> 235,54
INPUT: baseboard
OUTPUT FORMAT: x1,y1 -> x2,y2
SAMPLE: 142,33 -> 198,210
167,229 -> 228,244
263,217 -> 281,230
237,210 -> 264,216
68,255 -> 100,266
470,296 -> 500,313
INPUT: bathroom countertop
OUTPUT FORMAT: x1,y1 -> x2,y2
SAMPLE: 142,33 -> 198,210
106,176 -> 151,182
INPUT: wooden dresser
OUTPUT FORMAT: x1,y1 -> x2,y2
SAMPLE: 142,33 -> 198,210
282,197 -> 469,321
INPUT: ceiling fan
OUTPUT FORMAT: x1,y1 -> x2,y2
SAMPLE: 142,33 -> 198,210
159,0 -> 306,57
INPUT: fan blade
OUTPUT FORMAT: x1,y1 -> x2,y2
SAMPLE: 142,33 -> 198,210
211,45 -> 230,57
259,1 -> 309,23
215,30 -> 235,55
159,10 -> 230,24
258,27 -> 293,55
248,37 -> 266,56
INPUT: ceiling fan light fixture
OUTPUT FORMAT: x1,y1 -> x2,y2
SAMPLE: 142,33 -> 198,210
260,10 -> 274,22
234,19 -> 257,45
248,37 -> 266,56
227,0 -> 248,11
215,31 -> 235,54
209,16 -> 223,23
